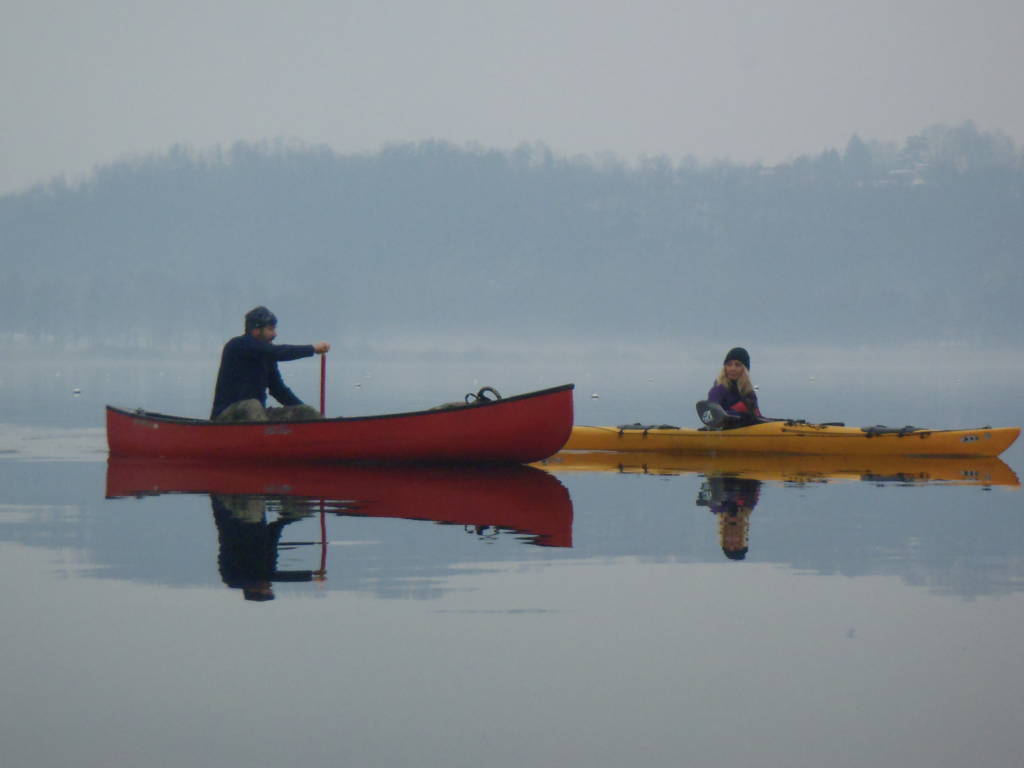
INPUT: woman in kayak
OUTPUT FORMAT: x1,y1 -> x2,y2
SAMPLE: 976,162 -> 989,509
707,347 -> 762,427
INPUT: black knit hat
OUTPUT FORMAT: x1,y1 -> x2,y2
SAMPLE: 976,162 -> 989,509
245,306 -> 278,332
723,347 -> 751,370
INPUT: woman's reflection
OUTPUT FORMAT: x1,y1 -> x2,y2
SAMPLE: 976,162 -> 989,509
697,476 -> 762,561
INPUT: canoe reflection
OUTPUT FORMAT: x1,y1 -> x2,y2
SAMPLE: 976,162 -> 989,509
107,458 -> 574,600
539,451 -> 1021,488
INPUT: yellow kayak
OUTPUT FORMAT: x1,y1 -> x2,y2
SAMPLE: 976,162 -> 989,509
538,449 -> 1020,488
564,421 -> 1020,458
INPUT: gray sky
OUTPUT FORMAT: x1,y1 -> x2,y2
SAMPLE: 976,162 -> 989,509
3,0 -> 1022,194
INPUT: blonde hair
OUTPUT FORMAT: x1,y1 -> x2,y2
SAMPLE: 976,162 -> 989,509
715,366 -> 755,397
718,507 -> 751,559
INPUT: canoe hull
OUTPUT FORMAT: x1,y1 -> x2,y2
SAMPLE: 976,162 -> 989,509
564,421 -> 1020,458
106,384 -> 574,464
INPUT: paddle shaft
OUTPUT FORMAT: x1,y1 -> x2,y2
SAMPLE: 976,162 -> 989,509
320,354 -> 326,416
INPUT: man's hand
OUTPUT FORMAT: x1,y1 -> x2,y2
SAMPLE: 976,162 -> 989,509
313,341 -> 331,354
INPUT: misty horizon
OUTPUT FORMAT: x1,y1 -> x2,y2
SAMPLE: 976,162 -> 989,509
4,2 -> 1023,197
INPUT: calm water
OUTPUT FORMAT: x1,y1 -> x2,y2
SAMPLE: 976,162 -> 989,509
2,355 -> 1022,768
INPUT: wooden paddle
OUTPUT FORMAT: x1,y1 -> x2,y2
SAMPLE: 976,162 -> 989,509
317,353 -> 328,578
320,354 -> 327,416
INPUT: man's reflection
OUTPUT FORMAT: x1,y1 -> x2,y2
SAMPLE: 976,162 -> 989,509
211,495 -> 316,601
697,476 -> 762,561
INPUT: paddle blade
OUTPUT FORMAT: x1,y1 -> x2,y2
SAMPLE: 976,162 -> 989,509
696,400 -> 730,429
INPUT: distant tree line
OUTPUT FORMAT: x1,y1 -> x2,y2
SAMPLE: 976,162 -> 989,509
2,121 -> 1021,351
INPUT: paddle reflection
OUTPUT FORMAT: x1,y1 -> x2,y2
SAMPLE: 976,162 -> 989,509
107,458 -> 574,600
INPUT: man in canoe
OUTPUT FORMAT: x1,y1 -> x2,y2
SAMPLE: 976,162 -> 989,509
211,306 -> 331,421
706,347 -> 762,428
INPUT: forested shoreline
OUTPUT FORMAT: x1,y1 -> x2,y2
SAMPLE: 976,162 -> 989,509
3,121 -> 1021,351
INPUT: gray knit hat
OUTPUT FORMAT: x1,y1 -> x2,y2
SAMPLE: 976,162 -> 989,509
245,306 -> 278,332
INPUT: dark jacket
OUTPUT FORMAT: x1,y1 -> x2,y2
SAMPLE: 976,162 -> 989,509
707,380 -> 761,426
211,334 -> 315,418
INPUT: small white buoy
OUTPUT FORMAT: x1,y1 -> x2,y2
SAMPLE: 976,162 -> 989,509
591,393 -> 600,399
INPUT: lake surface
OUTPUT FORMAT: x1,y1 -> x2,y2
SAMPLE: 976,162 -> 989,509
2,354 -> 1022,768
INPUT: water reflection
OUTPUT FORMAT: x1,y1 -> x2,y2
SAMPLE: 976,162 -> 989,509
1,446 -> 1018,599
106,458 -> 574,599
540,450 -> 1021,488
696,476 -> 762,560
211,495 -> 323,601
540,450 -> 1021,576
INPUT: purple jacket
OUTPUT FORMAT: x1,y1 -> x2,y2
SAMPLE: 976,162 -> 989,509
707,381 -> 760,420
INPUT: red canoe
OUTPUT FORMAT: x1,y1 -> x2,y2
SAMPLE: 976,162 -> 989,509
106,384 -> 574,463
106,458 -> 574,547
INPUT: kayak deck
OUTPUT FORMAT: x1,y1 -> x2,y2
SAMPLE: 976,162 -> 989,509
564,421 -> 1020,458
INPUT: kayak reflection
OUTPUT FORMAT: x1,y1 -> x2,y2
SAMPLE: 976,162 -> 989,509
107,458 -> 574,600
540,450 -> 1018,563
539,451 -> 1021,488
